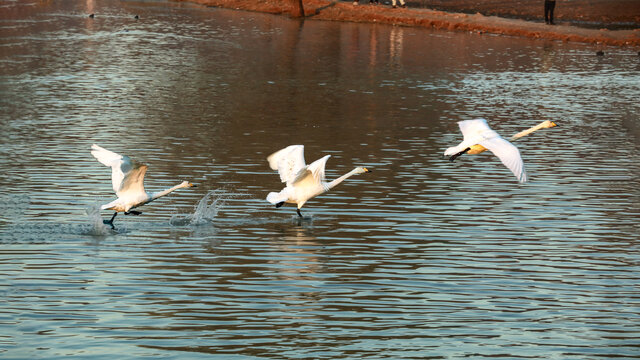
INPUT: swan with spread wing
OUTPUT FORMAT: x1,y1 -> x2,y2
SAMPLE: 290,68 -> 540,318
91,144 -> 196,228
444,119 -> 557,183
266,145 -> 370,217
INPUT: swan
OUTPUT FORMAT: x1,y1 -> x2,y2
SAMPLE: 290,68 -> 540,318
266,145 -> 371,217
444,118 -> 539,183
448,120 -> 557,161
90,144 -> 196,228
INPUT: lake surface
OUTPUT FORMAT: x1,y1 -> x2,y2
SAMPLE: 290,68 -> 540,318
1,0 -> 639,358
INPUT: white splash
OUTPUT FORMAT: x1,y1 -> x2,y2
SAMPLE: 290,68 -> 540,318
84,203 -> 114,236
0,194 -> 30,223
170,189 -> 227,226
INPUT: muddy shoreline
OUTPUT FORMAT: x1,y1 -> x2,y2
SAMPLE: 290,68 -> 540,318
178,0 -> 640,47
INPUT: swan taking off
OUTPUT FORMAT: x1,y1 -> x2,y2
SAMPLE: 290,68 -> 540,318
91,144 -> 196,228
266,145 -> 370,217
444,119 -> 534,183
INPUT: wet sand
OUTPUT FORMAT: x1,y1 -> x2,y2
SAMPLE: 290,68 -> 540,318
178,0 -> 640,47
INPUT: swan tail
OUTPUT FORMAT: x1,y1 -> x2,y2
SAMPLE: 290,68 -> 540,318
267,191 -> 289,205
100,200 -> 119,211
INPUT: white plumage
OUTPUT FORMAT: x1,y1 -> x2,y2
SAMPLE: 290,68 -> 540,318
91,144 -> 195,227
266,145 -> 370,217
444,119 -> 528,183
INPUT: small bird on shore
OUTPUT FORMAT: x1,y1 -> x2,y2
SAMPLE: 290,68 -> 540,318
266,145 -> 371,217
91,144 -> 196,228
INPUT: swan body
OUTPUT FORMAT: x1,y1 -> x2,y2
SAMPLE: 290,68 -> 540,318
444,119 -> 528,183
266,145 -> 370,216
91,144 -> 195,227
455,120 -> 558,156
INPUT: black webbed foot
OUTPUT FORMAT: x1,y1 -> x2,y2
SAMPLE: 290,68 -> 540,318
125,210 -> 142,216
103,212 -> 117,229
102,220 -> 115,229
296,208 -> 302,217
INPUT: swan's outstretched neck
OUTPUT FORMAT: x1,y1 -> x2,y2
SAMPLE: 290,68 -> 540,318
150,181 -> 195,200
326,167 -> 370,190
510,120 -> 556,141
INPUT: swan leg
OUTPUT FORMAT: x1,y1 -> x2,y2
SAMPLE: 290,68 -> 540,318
125,210 -> 142,216
103,212 -> 117,229
275,202 -> 285,208
296,208 -> 302,217
449,147 -> 471,162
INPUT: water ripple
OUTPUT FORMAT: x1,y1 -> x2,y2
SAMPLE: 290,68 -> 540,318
0,0 -> 639,359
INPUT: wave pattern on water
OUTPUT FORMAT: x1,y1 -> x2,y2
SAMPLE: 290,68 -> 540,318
0,0 -> 639,359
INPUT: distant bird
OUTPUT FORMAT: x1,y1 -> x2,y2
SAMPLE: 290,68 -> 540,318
266,145 -> 371,217
444,119 -> 554,183
134,15 -> 139,19
91,144 -> 196,228
88,13 -> 94,18
596,50 -> 605,56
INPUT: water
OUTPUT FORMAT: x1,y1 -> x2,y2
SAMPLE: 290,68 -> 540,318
1,0 -> 639,358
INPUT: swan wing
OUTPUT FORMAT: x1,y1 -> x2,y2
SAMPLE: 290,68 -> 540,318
91,144 -> 122,167
292,154 -> 330,186
478,137 -> 528,183
458,118 -> 492,140
91,144 -> 127,193
445,119 -> 497,156
117,163 -> 148,197
267,145 -> 306,183
91,144 -> 150,194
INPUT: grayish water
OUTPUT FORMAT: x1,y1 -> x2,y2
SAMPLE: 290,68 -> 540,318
1,0 -> 639,358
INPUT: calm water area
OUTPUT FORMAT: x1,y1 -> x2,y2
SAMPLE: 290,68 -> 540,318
1,0 -> 639,358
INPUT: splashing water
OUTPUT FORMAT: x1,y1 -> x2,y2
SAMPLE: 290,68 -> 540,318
170,189 -> 228,226
0,201 -> 114,242
84,203 -> 114,236
0,194 -> 30,223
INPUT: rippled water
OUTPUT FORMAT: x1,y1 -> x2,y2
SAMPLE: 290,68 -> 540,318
1,0 -> 639,358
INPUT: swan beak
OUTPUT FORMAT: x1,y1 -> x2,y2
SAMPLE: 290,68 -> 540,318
363,167 -> 371,173
549,121 -> 558,127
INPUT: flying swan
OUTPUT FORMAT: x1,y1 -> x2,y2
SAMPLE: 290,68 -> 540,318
266,145 -> 371,217
443,119 -> 557,183
91,144 -> 196,228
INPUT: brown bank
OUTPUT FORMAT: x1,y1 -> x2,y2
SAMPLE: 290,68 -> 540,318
178,0 -> 640,47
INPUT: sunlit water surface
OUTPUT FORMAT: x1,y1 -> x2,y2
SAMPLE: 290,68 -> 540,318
1,0 -> 639,358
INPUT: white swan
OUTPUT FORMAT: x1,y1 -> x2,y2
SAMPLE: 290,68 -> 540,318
266,145 -> 370,217
447,120 -> 557,161
91,144 -> 196,228
444,119 -> 533,183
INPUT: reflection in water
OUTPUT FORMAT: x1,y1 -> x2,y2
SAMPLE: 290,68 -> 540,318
389,26 -> 403,68
368,26 -> 377,69
0,0 -> 639,359
540,41 -> 555,72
